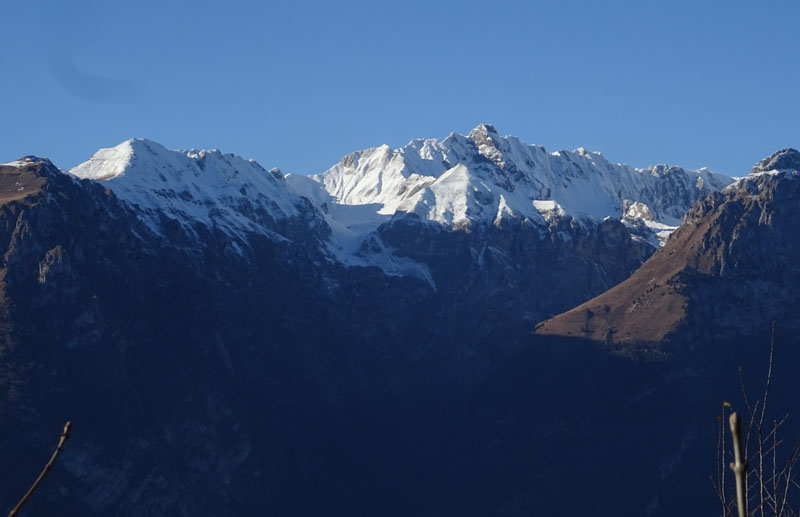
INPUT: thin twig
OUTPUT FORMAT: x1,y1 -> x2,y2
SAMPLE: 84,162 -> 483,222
757,323 -> 777,517
740,366 -> 756,459
775,419 -> 780,511
778,441 -> 800,516
8,421 -> 72,517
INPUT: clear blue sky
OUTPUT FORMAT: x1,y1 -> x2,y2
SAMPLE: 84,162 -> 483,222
2,0 -> 799,176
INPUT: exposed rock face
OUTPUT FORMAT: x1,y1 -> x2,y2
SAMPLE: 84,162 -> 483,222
536,157 -> 800,352
624,200 -> 655,221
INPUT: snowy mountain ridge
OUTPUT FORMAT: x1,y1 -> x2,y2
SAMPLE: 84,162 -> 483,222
68,126 -> 734,278
70,138 -> 301,240
311,124 -> 733,234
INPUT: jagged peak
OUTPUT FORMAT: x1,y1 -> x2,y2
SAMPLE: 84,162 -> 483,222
467,123 -> 501,146
314,126 -> 735,238
468,123 -> 499,138
751,148 -> 800,175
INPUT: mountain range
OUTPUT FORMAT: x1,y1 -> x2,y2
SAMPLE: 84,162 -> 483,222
1,126 -> 798,516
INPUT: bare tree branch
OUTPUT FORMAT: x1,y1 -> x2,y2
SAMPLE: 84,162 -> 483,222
8,421 -> 72,517
731,412 -> 749,517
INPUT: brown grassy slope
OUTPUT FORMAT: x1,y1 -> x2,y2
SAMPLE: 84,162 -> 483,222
534,202 -> 721,345
536,168 -> 800,347
0,162 -> 47,204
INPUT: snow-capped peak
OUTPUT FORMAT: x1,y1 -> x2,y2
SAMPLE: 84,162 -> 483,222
312,124 -> 734,235
69,138 -> 155,180
70,138 -> 300,238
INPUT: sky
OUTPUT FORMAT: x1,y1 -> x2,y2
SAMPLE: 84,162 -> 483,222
2,0 -> 799,176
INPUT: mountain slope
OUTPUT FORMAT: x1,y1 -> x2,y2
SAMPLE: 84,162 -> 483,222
535,148 -> 800,350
